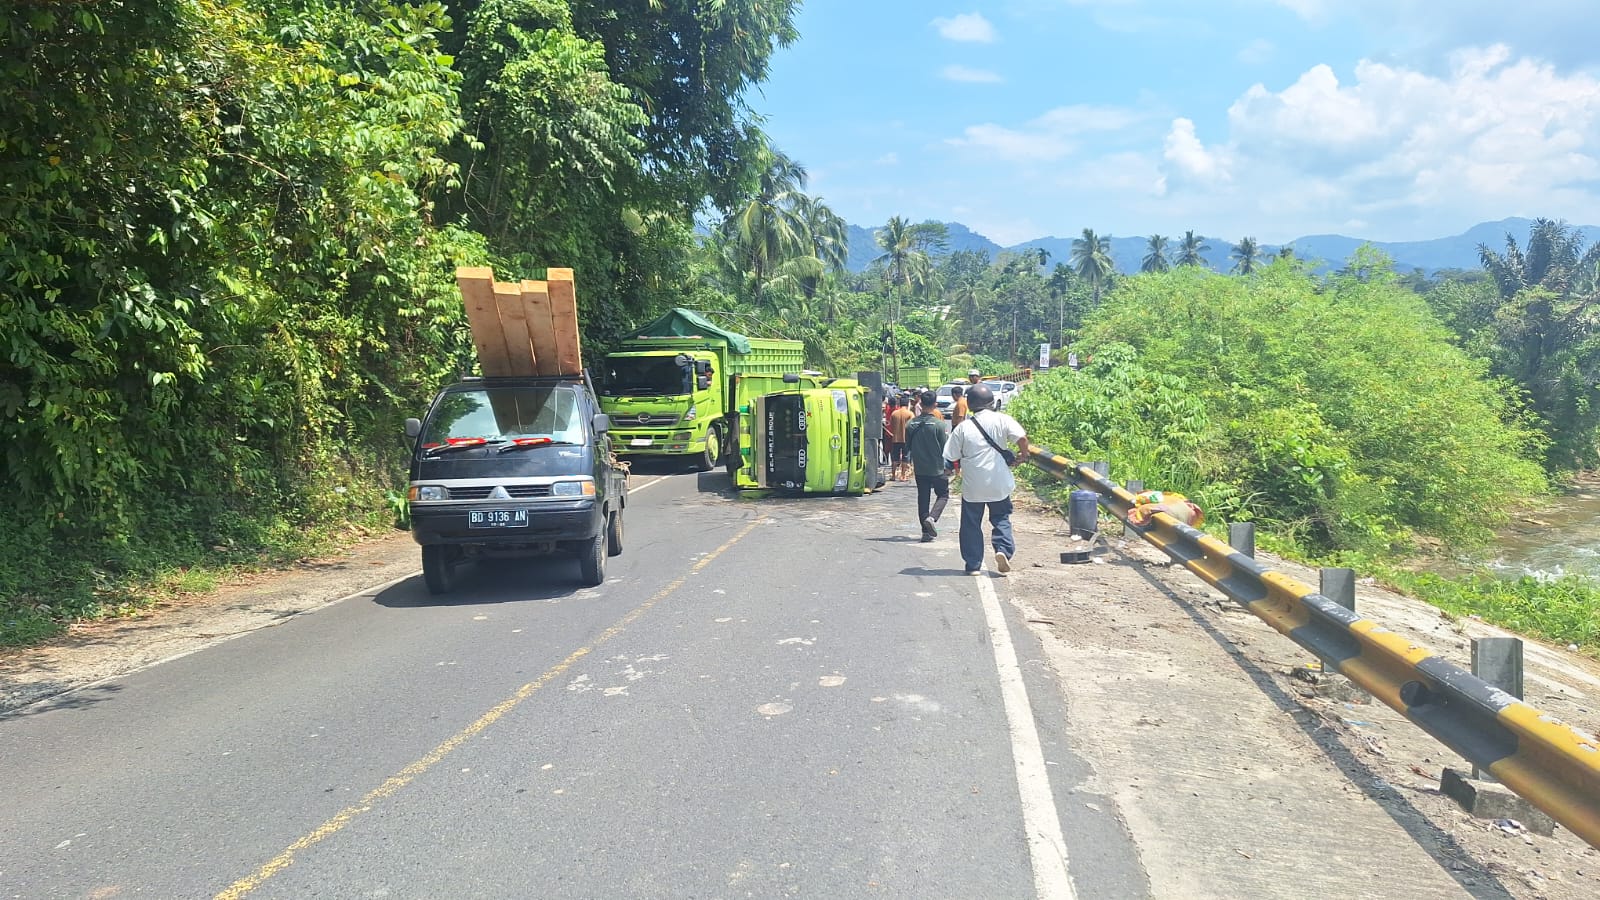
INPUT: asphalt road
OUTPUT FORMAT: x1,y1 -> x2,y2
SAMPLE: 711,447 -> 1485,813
0,467 -> 1144,899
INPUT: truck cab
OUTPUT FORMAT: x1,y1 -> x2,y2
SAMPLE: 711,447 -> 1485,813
600,349 -> 721,469
405,376 -> 627,594
732,374 -> 873,495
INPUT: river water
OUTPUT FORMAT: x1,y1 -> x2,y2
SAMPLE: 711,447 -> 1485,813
1480,486 -> 1600,580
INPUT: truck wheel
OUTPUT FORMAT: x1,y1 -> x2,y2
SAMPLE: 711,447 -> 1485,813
696,422 -> 722,472
422,545 -> 454,595
579,531 -> 607,586
606,509 -> 624,556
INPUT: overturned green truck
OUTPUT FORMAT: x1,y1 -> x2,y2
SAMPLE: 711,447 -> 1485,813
729,373 -> 885,496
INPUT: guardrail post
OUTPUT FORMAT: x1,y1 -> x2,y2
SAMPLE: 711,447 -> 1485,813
1471,637 -> 1524,781
1228,522 -> 1255,557
1315,568 -> 1356,677
1125,479 -> 1143,494
1320,568 -> 1355,611
1090,460 -> 1109,479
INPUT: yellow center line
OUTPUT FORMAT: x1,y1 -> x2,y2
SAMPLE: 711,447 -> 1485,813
215,517 -> 766,900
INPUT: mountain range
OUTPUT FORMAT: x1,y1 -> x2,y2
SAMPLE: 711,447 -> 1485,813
843,217 -> 1600,277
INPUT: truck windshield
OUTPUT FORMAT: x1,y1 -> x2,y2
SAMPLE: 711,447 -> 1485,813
422,388 -> 583,446
602,357 -> 690,397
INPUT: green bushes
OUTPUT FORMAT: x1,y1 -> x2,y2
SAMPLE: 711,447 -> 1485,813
1012,261 -> 1547,554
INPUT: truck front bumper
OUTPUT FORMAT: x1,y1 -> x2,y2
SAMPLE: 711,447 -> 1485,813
410,499 -> 602,546
610,429 -> 706,455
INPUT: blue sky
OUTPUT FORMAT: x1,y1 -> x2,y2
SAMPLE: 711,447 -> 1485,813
756,1 -> 1600,246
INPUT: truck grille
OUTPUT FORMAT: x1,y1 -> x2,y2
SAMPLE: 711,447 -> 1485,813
627,413 -> 680,427
447,484 -> 554,500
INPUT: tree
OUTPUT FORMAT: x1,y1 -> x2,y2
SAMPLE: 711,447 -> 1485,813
1231,237 -> 1262,275
1176,230 -> 1210,268
1071,228 -> 1114,305
1142,235 -> 1171,273
720,147 -> 809,306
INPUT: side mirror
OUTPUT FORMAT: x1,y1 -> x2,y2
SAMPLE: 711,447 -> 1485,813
697,374 -> 712,390
592,413 -> 611,433
674,353 -> 692,368
782,373 -> 800,384
696,360 -> 713,375
404,417 -> 422,438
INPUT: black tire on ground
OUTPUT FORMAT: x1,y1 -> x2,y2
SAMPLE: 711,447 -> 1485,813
606,509 -> 623,556
578,529 -> 607,586
723,427 -> 741,477
422,544 -> 454,595
696,422 -> 722,472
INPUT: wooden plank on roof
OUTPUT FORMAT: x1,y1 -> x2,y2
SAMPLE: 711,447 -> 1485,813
494,280 -> 538,376
521,280 -> 560,377
546,267 -> 583,375
456,266 -> 513,377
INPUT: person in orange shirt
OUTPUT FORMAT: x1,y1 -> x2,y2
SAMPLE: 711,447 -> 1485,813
888,398 -> 915,481
950,385 -> 969,430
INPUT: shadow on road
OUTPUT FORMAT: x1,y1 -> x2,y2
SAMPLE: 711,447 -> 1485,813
1,682 -> 125,720
1118,546 -> 1514,900
372,556 -> 596,608
897,567 -> 974,578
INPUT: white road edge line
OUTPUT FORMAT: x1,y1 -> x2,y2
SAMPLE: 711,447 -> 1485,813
975,572 -> 1078,900
629,475 -> 669,494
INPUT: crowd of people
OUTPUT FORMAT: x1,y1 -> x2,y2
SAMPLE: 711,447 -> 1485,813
883,370 -> 1030,576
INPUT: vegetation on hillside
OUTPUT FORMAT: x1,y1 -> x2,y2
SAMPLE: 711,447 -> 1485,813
6,3 -> 1600,650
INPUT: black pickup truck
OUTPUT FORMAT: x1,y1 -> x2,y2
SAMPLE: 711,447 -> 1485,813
404,375 -> 628,593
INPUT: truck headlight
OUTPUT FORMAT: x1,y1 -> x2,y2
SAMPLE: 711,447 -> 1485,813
551,481 -> 595,497
684,404 -> 698,421
834,471 -> 849,492
408,485 -> 446,501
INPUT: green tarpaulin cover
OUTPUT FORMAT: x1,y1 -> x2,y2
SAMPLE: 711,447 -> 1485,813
625,308 -> 750,355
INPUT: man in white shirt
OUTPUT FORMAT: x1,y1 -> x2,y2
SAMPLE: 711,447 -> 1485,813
942,383 -> 1031,574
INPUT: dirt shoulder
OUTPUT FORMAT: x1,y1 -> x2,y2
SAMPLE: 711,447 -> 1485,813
0,532 -> 422,715
1002,490 -> 1600,899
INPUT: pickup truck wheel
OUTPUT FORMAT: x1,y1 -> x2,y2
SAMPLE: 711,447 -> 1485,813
422,545 -> 454,595
696,422 -> 722,472
578,530 -> 607,586
606,509 -> 624,556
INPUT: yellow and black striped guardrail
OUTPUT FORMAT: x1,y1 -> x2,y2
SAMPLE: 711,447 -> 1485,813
1025,445 -> 1600,849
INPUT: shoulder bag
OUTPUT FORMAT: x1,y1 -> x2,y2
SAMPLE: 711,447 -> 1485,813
967,411 -> 1016,466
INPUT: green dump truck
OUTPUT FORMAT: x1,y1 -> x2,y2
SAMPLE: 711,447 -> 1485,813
897,366 -> 942,389
729,374 -> 880,495
599,309 -> 806,470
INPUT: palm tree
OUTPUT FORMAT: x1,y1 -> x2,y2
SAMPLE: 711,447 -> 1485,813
1141,235 -> 1170,273
875,216 -> 929,378
1071,227 -> 1114,304
1478,217 -> 1587,300
1231,237 -> 1262,275
721,147 -> 809,305
794,194 -> 849,275
1176,230 -> 1210,267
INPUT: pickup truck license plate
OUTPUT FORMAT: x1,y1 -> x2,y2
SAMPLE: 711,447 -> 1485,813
469,509 -> 529,529
630,438 -> 653,447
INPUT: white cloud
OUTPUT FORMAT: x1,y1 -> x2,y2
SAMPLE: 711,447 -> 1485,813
946,105 -> 1146,162
875,152 -> 899,166
932,13 -> 997,43
942,65 -> 1004,84
1157,46 -> 1600,238
1271,1 -> 1597,69
1162,118 -> 1230,183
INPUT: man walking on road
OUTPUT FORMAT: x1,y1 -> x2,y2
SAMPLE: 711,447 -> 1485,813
949,385 -> 968,430
943,382 -> 1031,574
905,389 -> 951,542
888,396 -> 915,482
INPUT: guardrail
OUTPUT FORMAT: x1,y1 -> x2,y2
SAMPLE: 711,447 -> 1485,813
1024,445 -> 1600,849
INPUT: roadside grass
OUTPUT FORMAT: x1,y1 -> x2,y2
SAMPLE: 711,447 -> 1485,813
1,511 -> 394,649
